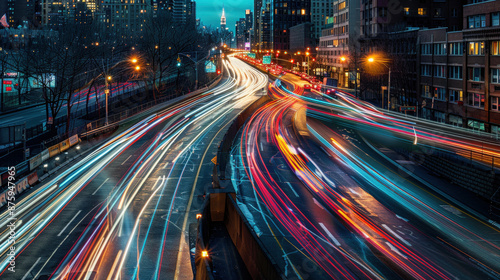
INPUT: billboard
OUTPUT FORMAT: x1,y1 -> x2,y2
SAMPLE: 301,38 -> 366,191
263,55 -> 271,65
245,42 -> 251,51
205,61 -> 216,73
30,74 -> 56,88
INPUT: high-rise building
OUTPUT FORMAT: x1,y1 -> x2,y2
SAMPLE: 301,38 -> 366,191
271,0 -> 310,50
253,0 -> 262,49
310,0 -> 332,43
318,0 -> 360,88
101,0 -> 151,39
245,9 -> 253,44
236,17 -> 246,49
6,0 -> 40,28
220,5 -> 226,29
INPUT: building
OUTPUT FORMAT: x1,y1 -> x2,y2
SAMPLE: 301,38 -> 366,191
220,5 -> 226,29
289,23 -> 314,51
236,17 -> 246,49
245,9 -> 253,44
6,0 -> 40,28
359,0 -> 467,54
253,0 -> 263,49
317,0 -> 360,88
236,9 -> 253,50
101,0 -> 150,39
311,0 -> 332,43
271,0 -> 310,50
415,0 -> 500,135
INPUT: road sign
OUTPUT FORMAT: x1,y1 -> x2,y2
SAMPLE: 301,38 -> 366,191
47,117 -> 53,125
400,106 -> 416,112
263,55 -> 271,65
247,53 -> 256,59
205,61 -> 216,73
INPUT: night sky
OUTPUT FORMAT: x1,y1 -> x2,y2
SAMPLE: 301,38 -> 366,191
196,1 -> 253,32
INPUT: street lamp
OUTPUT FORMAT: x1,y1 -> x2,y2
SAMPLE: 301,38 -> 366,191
105,75 -> 112,125
368,56 -> 391,110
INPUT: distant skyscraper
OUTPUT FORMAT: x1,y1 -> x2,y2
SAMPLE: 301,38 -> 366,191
101,0 -> 150,38
271,0 -> 310,50
6,0 -> 40,28
220,5 -> 226,29
253,0 -> 262,49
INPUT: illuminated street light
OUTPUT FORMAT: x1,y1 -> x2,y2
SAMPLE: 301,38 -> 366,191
201,250 -> 209,258
107,75 -> 112,81
131,58 -> 138,63
340,56 -> 346,62
368,56 -> 391,110
196,214 -> 202,219
135,66 -> 141,71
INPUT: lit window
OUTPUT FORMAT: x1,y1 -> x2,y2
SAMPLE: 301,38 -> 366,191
301,9 -> 306,15
418,8 -> 426,16
404,7 -> 409,15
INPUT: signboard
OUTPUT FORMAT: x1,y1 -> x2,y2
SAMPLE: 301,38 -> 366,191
205,61 -> 216,73
27,172 -> 38,186
48,144 -> 60,157
245,42 -> 251,51
263,55 -> 271,65
29,74 -> 56,88
302,62 -> 308,67
29,153 -> 42,170
69,134 -> 79,146
59,139 -> 70,152
16,178 -> 28,194
247,53 -> 256,59
400,106 -> 416,112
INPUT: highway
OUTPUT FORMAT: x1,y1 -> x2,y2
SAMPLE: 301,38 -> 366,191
0,55 -> 267,279
231,68 -> 500,279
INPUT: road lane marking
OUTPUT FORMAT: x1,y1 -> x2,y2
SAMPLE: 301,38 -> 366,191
57,210 -> 82,237
34,204 -> 101,279
174,118 -> 233,280
285,182 -> 299,197
396,215 -> 409,222
21,257 -> 41,280
121,155 -> 132,165
318,223 -> 341,246
92,178 -> 109,195
107,250 -> 123,280
313,198 -> 325,210
385,242 -> 407,259
382,224 -> 412,247
348,188 -> 360,197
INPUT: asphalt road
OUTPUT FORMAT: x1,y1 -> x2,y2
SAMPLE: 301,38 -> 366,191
0,55 -> 268,279
231,70 -> 500,279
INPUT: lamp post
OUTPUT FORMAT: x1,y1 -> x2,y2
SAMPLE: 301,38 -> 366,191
105,75 -> 111,126
368,57 -> 391,110
178,50 -> 211,90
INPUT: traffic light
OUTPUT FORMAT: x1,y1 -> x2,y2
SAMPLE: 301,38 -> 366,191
217,69 -> 221,75
290,59 -> 294,63
177,56 -> 181,67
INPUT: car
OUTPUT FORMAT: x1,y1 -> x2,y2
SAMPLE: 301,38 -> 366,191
304,84 -> 312,92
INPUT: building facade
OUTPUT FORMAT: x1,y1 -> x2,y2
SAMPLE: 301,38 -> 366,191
416,0 -> 500,134
318,0 -> 359,88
